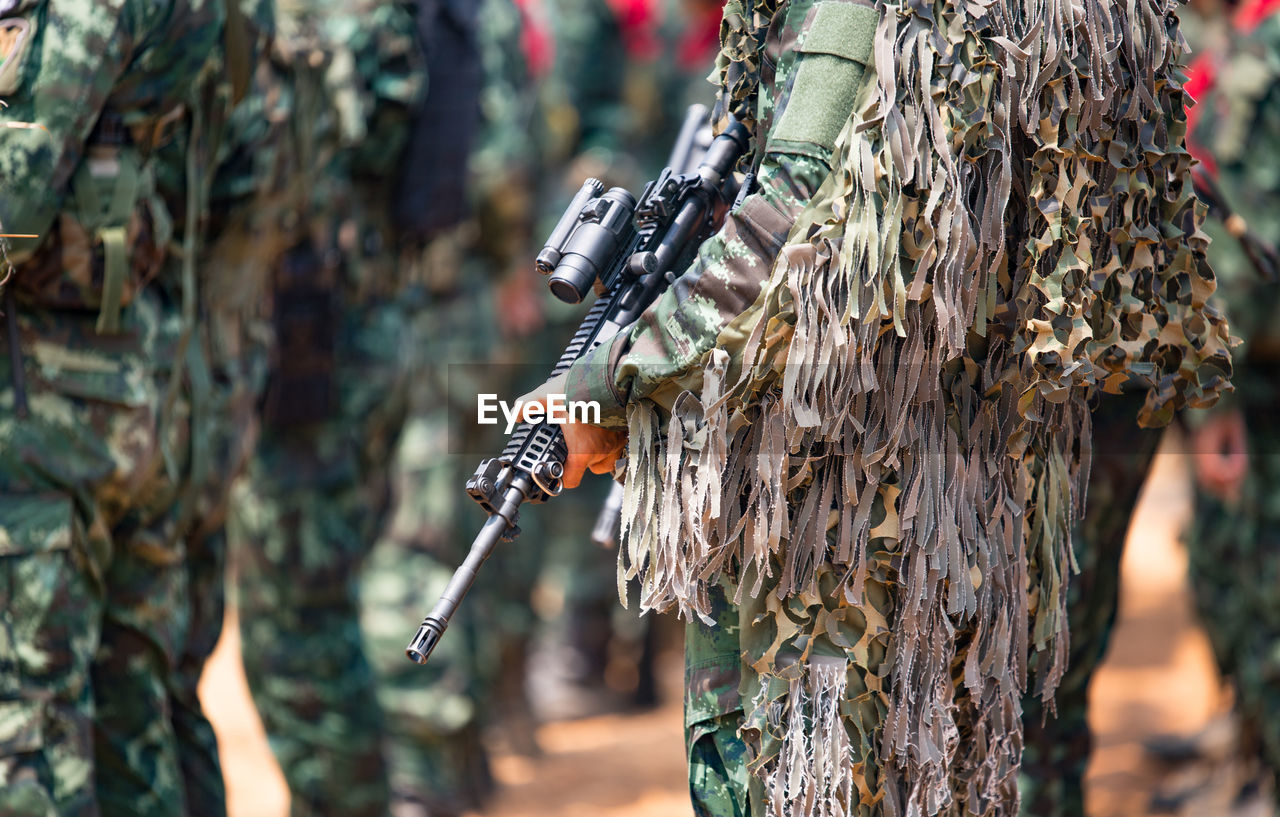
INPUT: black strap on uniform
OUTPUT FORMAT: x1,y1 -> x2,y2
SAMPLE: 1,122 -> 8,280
391,0 -> 484,243
224,0 -> 252,104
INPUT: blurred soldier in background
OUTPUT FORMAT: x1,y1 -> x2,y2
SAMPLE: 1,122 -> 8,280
0,0 -> 272,813
228,0 -> 432,814
1020,1 -> 1280,814
1164,0 -> 1280,810
358,0 -> 542,808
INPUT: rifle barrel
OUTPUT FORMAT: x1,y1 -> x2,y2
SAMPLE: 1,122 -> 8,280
406,479 -> 528,664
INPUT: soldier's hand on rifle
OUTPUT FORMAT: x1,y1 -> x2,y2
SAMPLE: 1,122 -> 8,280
558,421 -> 625,489
520,375 -> 626,489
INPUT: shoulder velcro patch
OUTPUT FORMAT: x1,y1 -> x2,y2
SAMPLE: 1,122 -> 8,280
800,1 -> 877,63
767,1 -> 878,163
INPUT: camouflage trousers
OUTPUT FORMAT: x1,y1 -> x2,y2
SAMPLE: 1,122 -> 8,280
684,516 -> 899,817
230,294 -> 410,817
1019,391 -> 1163,816
684,583 -> 756,817
0,293 -> 229,817
1184,400 -> 1280,801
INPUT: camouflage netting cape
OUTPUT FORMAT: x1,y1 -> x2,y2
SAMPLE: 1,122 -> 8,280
617,0 -> 1232,814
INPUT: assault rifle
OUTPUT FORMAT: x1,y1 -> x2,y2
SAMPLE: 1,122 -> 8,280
1191,168 -> 1279,283
405,106 -> 751,664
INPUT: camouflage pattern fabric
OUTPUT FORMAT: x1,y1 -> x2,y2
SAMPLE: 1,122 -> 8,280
360,0 -> 544,797
228,1 -> 427,813
224,0 -> 528,814
131,5 -> 279,809
0,297 -> 216,817
685,581 -> 753,817
0,0 -> 229,813
232,291 -> 408,817
557,0 -> 1233,813
86,296 -> 236,817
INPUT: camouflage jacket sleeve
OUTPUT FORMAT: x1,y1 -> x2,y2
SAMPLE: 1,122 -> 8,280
0,0 -> 223,262
563,0 -> 866,425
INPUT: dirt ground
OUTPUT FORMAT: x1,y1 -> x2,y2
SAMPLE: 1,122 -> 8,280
199,444 -> 1249,817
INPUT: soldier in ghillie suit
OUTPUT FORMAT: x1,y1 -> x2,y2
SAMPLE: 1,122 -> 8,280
526,0 -> 1234,813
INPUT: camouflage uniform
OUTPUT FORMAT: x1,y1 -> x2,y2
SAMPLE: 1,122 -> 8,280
97,3 -> 276,813
229,1 -> 426,814
554,0 -> 1232,815
0,0 -> 234,814
1181,0 -> 1280,800
359,0 -> 541,800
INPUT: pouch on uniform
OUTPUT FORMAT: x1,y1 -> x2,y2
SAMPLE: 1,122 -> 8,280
65,115 -> 162,334
765,0 -> 877,167
0,14 -> 33,95
1,1 -> 173,329
261,239 -> 338,428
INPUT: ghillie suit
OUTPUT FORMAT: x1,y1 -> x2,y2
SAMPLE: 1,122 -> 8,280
565,0 -> 1234,813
